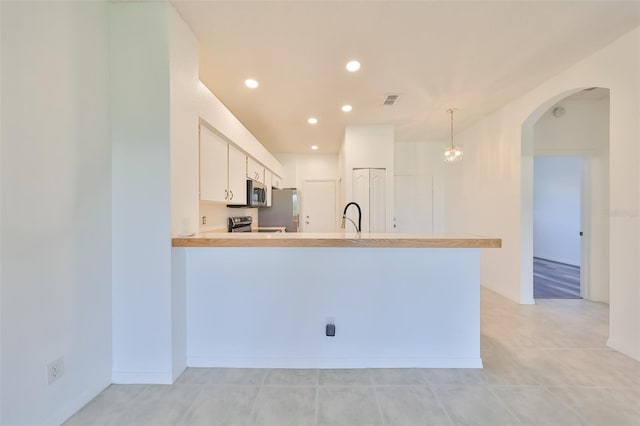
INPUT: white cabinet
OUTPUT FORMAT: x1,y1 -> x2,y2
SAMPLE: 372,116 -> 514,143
352,168 -> 386,232
199,125 -> 247,205
227,145 -> 247,205
200,125 -> 228,203
265,170 -> 273,207
247,157 -> 264,183
272,174 -> 282,189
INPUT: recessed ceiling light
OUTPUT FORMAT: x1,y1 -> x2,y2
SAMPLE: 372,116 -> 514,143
244,79 -> 259,89
341,105 -> 352,112
311,145 -> 319,150
308,117 -> 318,125
346,60 -> 361,72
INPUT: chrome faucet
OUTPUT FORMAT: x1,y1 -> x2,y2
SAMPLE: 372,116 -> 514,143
341,202 -> 362,232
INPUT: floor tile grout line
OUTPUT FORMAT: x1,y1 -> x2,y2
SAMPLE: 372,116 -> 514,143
427,384 -> 456,426
486,385 -> 525,426
540,386 -> 590,425
175,385 -> 206,426
371,385 -> 387,426
314,385 -> 319,426
366,368 -> 374,386
105,384 -> 152,426
246,372 -> 267,426
315,370 -> 319,426
494,347 -> 622,351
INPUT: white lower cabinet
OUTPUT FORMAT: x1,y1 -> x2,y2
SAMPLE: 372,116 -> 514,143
199,125 -> 247,205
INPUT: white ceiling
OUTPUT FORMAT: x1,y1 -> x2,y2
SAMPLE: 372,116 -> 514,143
172,1 -> 640,154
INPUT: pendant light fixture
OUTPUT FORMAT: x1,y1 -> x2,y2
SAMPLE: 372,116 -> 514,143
443,108 -> 463,163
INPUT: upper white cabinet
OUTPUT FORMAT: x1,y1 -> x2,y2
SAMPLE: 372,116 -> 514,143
200,126 -> 228,203
199,125 -> 247,205
227,144 -> 247,205
272,174 -> 282,189
247,157 -> 264,183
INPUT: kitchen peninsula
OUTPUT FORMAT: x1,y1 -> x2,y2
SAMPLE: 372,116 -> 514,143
173,233 -> 500,369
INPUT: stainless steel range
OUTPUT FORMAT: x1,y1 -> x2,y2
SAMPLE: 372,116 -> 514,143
227,216 -> 253,232
227,216 -> 284,233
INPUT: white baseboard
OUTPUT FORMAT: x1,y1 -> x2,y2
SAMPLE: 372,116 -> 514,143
112,370 -> 174,384
187,356 -> 483,369
51,378 -> 110,426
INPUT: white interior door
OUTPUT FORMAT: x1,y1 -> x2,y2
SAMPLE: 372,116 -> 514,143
352,169 -> 370,232
302,181 -> 336,232
394,175 -> 433,233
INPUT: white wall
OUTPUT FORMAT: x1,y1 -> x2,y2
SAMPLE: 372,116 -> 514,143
394,142 -> 446,233
0,3 -> 4,420
170,5 -> 200,238
445,27 -> 640,360
534,97 -> 610,301
535,98 -> 610,152
533,157 -> 582,265
341,125 -> 395,232
168,5 -> 198,383
275,153 -> 338,190
110,2 -> 174,384
1,2 -> 112,424
185,247 -> 482,368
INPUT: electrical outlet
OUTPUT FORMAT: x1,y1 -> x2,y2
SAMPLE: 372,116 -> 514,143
46,357 -> 64,385
325,317 -> 336,337
202,216 -> 207,225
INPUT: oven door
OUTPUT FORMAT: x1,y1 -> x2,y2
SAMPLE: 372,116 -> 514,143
247,180 -> 267,207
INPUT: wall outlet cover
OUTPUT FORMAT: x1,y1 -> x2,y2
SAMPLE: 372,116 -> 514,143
46,357 -> 65,385
326,323 -> 336,337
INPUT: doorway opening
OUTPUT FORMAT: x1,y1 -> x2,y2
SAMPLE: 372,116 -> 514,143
533,156 -> 582,299
522,87 -> 610,303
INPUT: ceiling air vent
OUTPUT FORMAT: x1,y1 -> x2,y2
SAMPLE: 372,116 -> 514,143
383,94 -> 400,106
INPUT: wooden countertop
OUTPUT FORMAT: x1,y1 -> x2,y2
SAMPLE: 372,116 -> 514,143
172,232 -> 502,248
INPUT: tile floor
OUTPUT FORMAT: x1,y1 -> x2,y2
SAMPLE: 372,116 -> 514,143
65,289 -> 640,426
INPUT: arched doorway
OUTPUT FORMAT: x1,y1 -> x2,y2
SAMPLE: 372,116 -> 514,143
521,87 -> 610,303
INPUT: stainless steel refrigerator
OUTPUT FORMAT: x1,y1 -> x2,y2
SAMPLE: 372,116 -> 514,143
259,188 -> 300,232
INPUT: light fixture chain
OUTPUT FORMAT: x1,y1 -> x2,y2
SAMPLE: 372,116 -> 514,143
450,109 -> 454,148
447,107 -> 457,149
443,107 -> 462,163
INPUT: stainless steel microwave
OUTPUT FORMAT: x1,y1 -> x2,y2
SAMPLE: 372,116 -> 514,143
247,179 -> 267,207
